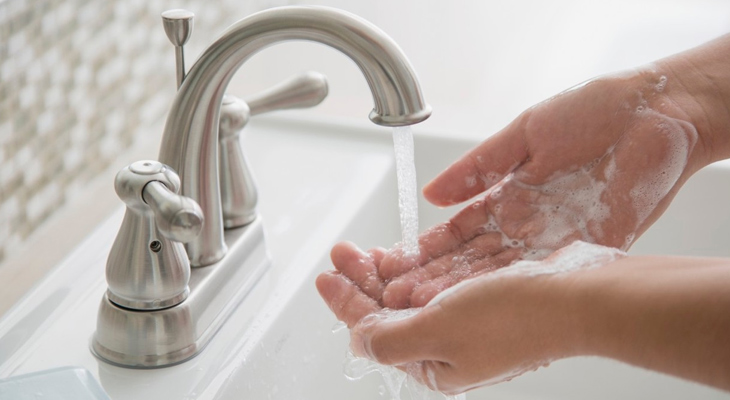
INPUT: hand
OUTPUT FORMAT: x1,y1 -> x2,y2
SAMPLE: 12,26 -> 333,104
318,35 -> 730,395
316,241 -> 625,394
375,68 -> 707,308
318,243 -> 730,394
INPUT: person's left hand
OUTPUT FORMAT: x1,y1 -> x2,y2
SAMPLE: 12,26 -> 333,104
316,242 -> 608,394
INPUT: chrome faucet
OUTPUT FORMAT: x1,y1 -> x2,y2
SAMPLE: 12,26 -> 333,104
159,5 -> 431,267
92,5 -> 430,368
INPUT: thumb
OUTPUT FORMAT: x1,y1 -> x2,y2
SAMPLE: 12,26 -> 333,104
350,309 -> 437,366
422,113 -> 529,207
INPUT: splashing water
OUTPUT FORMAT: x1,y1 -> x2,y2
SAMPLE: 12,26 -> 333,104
331,320 -> 347,334
343,350 -> 465,400
393,126 -> 420,258
339,309 -> 466,400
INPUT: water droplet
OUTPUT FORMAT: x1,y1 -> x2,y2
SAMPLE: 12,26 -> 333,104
331,320 -> 347,333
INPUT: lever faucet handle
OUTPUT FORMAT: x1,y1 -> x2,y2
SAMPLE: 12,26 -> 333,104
219,96 -> 257,228
143,181 -> 203,243
246,71 -> 328,115
162,9 -> 194,88
106,161 -> 203,310
217,72 -> 328,228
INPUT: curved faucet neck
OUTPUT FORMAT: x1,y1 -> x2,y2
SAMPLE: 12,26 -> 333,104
158,6 -> 431,266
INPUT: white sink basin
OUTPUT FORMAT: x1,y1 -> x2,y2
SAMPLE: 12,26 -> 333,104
1,116 -> 729,399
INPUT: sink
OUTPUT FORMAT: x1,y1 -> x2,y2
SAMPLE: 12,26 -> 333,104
0,116 -> 729,399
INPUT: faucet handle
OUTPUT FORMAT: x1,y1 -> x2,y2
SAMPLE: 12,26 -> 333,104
219,96 -> 257,228
143,181 -> 203,243
246,71 -> 328,116
217,72 -> 328,228
106,160 -> 202,310
162,9 -> 194,88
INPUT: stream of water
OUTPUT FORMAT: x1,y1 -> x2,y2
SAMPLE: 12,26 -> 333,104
339,127 -> 466,400
392,126 -> 420,258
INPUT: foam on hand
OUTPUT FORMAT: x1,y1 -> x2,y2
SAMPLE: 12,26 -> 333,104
337,72 -> 695,398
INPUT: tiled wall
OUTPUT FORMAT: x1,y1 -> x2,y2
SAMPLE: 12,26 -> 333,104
0,0 -> 295,263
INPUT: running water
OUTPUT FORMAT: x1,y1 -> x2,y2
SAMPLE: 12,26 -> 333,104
343,349 -> 465,400
392,126 -> 420,258
336,127 -> 467,400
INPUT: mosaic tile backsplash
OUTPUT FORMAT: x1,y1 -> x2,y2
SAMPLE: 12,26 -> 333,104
0,0 -> 295,263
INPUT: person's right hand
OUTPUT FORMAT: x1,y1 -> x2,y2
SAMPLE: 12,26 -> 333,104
373,67 -> 715,309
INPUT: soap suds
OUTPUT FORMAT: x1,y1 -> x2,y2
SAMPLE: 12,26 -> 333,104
486,151 -> 613,253
337,73 -> 693,397
480,171 -> 502,187
628,113 -> 696,225
428,241 -> 625,305
465,176 -> 477,188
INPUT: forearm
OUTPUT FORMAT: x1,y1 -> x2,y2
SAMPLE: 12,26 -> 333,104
656,33 -> 730,165
570,255 -> 730,390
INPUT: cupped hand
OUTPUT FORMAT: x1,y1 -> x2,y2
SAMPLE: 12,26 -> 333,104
316,241 -> 625,394
374,68 -> 705,309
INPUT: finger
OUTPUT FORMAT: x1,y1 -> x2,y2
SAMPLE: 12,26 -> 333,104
409,247 -> 522,307
382,265 -> 437,309
408,275 -> 454,309
379,199 -> 501,281
315,271 -> 380,328
377,243 -> 429,282
350,307 -> 441,366
331,242 -> 385,301
422,115 -> 530,207
367,247 -> 387,268
382,232 -> 506,308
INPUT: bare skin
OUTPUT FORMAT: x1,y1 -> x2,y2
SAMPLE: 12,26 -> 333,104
318,34 -> 730,393
377,67 -> 715,310
317,251 -> 730,393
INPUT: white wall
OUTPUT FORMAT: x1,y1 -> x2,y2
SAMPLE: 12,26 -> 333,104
227,0 -> 730,139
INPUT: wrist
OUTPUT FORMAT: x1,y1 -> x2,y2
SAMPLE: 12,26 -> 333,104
653,34 -> 730,166
564,255 -> 659,360
546,256 -> 638,359
540,273 -> 599,359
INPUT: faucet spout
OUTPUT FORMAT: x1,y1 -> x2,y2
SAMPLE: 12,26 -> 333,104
159,6 -> 431,266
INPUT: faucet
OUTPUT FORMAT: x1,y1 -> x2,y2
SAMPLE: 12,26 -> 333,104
92,5 -> 431,368
159,5 -> 431,266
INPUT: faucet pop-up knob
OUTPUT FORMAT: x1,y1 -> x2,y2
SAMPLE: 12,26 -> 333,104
162,9 -> 194,88
106,160 -> 203,310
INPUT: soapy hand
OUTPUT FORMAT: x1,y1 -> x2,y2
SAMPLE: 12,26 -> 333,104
317,241 -> 730,394
317,34 -> 730,395
375,69 -> 705,309
316,241 -> 626,394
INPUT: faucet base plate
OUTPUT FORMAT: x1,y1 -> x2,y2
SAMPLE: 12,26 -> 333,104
91,217 -> 271,368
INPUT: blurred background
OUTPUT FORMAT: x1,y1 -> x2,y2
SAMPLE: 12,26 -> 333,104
1,0 -> 729,314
